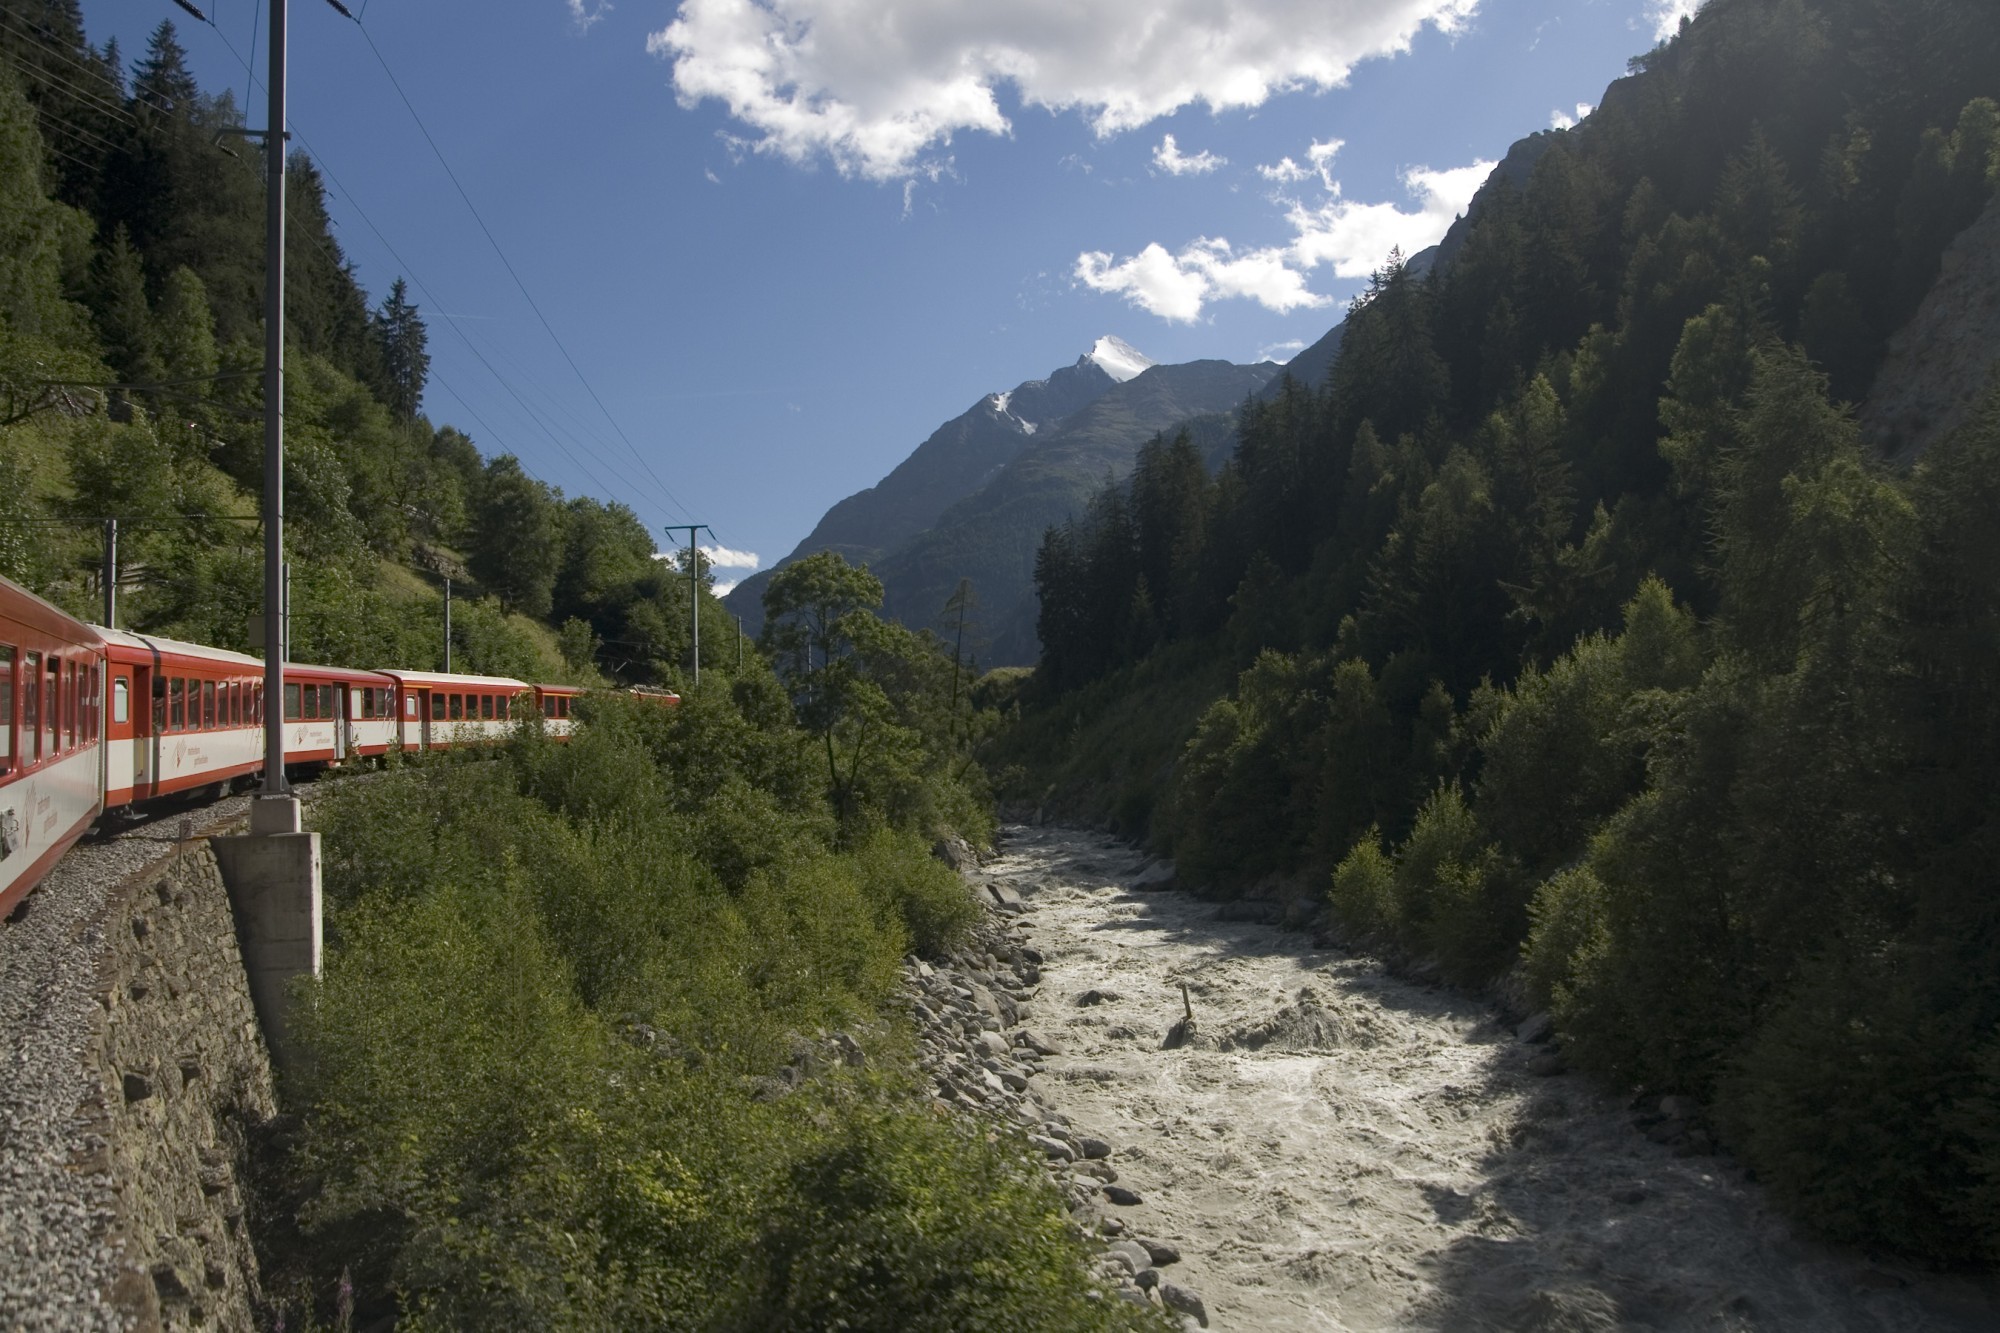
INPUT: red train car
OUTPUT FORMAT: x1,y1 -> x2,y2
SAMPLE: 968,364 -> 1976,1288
281,662 -> 401,766
1,576 -> 105,918
98,628 -> 265,810
378,670 -> 530,750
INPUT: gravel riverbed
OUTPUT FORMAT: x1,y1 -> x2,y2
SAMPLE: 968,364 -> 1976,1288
959,823 -> 2000,1333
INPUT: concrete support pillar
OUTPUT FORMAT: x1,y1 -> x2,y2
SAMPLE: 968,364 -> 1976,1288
211,796 -> 320,1072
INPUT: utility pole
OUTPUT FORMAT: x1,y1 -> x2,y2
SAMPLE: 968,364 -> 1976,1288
101,518 -> 116,629
256,0 -> 291,816
662,524 -> 713,687
443,577 -> 452,672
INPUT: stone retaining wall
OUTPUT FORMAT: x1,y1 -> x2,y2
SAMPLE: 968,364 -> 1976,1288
84,826 -> 275,1332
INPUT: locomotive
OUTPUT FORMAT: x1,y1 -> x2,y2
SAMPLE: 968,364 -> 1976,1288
0,572 -> 656,918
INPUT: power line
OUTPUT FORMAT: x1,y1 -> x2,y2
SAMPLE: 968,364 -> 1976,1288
343,15 -> 701,528
194,13 -> 641,505
0,47 -> 136,126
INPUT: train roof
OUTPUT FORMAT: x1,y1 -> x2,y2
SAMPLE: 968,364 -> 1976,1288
0,574 -> 105,649
375,669 -> 531,690
95,626 -> 264,669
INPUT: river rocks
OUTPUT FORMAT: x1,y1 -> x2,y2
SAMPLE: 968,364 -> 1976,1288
1031,1134 -> 1077,1162
1106,1240 -> 1153,1275
1019,1029 -> 1063,1056
1078,1136 -> 1113,1160
1077,988 -> 1120,1007
1516,1012 -> 1554,1044
1139,1238 -> 1182,1266
1162,1281 -> 1210,1326
1103,1185 -> 1144,1206
932,837 -> 979,872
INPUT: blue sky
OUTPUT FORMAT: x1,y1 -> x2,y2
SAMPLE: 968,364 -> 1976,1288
86,0 -> 1696,587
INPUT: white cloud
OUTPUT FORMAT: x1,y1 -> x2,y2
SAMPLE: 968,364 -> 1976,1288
649,0 -> 1483,180
566,0 -> 612,32
1077,150 -> 1492,321
1647,0 -> 1701,40
1549,101 -> 1591,130
713,580 -> 742,596
1258,156 -> 1311,183
1153,134 -> 1226,176
1257,339 -> 1306,363
704,166 -> 721,182
1076,236 -> 1329,323
701,544 -> 762,569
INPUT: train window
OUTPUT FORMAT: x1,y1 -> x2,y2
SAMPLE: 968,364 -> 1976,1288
429,693 -> 443,721
170,677 -> 185,731
480,694 -> 494,720
284,683 -> 301,721
251,683 -> 262,725
318,685 -> 334,720
45,658 -> 59,755
559,696 -> 571,719
447,693 -> 462,720
0,645 -> 12,773
405,694 -> 416,718
232,682 -> 244,725
203,680 -> 216,730
543,694 -> 557,718
113,676 -> 128,726
23,652 -> 39,763
152,675 -> 165,732
357,689 -> 372,720
499,695 -> 510,721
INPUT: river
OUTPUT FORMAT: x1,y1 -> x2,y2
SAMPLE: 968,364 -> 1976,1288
980,823 -> 2000,1332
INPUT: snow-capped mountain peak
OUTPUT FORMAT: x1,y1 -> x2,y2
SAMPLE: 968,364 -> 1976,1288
1087,335 -> 1155,383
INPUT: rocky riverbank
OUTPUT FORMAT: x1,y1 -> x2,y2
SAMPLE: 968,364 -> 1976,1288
903,838 -> 1211,1329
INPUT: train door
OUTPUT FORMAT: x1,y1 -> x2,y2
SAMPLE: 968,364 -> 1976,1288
334,684 -> 351,760
131,665 -> 154,799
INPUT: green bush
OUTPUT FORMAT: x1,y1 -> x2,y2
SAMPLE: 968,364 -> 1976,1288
1326,830 -> 1397,938
1520,866 -> 1608,1014
729,1105 -> 1168,1333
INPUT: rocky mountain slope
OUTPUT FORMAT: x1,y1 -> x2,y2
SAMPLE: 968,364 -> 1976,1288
727,341 -> 1276,658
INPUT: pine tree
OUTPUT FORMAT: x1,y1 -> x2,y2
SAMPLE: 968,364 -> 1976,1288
90,223 -> 158,385
153,264 -> 216,389
373,277 -> 430,421
132,20 -> 196,117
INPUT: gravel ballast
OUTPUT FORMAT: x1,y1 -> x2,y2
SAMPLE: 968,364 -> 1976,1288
0,778 -> 350,1329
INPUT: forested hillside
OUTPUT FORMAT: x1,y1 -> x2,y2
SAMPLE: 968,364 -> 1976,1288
996,0 -> 2000,1261
0,3 -> 729,683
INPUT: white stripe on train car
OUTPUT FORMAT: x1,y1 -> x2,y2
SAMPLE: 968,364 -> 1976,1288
158,726 -> 263,786
0,747 -> 102,906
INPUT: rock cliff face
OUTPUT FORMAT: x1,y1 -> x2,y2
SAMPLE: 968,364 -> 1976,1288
1863,190 -> 2000,465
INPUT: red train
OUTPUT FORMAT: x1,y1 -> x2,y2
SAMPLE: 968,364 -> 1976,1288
0,573 -> 667,918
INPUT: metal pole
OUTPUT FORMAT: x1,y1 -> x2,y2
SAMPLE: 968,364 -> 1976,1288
443,577 -> 452,672
662,525 -> 713,687
101,518 -> 116,629
258,0 -> 289,800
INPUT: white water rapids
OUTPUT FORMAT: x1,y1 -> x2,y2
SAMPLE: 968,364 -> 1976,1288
981,824 -> 2000,1332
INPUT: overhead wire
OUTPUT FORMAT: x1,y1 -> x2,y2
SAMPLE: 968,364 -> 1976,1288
197,10 -> 662,509
341,13 -> 705,531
